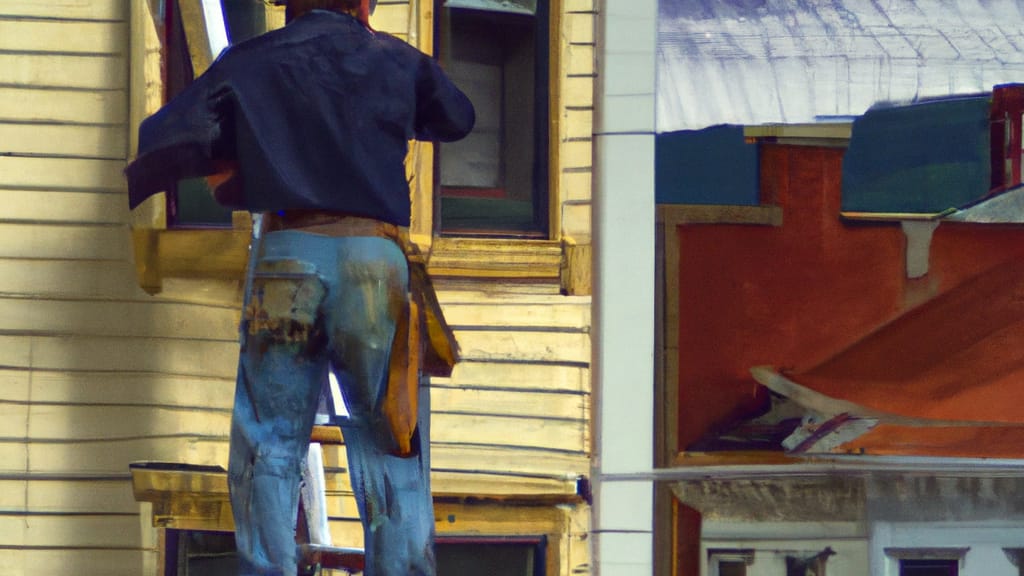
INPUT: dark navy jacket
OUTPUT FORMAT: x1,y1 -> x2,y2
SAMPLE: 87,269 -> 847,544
126,10 -> 474,226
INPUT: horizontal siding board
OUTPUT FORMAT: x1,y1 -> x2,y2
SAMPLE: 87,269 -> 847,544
432,387 -> 586,421
0,223 -> 130,260
0,122 -> 127,159
431,471 -> 579,496
0,549 -> 147,576
0,335 -> 238,378
440,301 -> 590,330
0,53 -> 127,90
0,156 -> 126,191
0,19 -> 126,53
27,405 -> 230,441
0,88 -> 127,124
0,403 -> 27,437
562,169 -> 592,202
0,370 -> 29,403
431,444 -> 589,476
11,369 -> 233,409
0,479 -> 137,514
27,479 -> 137,513
453,330 -> 591,364
566,11 -> 594,44
564,75 -> 594,108
566,43 -> 595,76
564,107 -> 594,140
431,413 -> 586,453
0,0 -> 126,20
4,190 -> 129,224
22,437 -> 227,475
431,361 -> 589,393
0,298 -> 238,340
0,260 -> 140,299
0,514 -> 139,548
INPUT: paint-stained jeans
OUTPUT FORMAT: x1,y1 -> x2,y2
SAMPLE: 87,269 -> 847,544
228,231 -> 435,576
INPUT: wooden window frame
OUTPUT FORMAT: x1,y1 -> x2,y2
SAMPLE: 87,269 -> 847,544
129,0 -> 572,297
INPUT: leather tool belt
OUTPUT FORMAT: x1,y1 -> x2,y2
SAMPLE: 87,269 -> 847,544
260,209 -> 457,457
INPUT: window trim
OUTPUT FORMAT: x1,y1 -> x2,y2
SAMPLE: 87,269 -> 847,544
432,0 -> 554,238
129,0 -> 577,296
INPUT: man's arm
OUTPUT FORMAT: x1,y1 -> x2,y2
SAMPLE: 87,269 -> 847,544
413,56 -> 475,143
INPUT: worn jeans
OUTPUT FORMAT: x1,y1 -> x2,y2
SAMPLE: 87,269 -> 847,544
228,230 -> 435,576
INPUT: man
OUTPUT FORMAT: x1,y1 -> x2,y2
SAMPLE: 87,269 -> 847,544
126,1 -> 474,574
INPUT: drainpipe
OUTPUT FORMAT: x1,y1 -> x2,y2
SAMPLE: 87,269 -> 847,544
592,0 -> 658,574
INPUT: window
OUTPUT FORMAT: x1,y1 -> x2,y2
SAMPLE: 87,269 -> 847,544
435,0 -> 550,237
707,549 -> 754,576
161,0 -> 273,228
899,559 -> 958,576
436,536 -> 546,576
886,548 -> 967,576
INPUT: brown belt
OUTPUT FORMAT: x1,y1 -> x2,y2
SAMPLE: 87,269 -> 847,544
262,210 -> 407,240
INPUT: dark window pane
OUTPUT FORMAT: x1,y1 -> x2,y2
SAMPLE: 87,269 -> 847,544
718,560 -> 747,576
436,542 -> 541,576
900,559 -> 958,576
437,1 -> 549,236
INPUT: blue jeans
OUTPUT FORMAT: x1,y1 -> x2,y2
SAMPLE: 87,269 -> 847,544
228,230 -> 435,576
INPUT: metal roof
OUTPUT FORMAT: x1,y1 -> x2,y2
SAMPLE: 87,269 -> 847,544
657,0 -> 1024,131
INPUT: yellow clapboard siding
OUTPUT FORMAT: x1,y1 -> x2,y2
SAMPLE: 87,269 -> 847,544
0,19 -> 126,53
0,514 -> 140,548
0,53 -> 126,90
327,518 -> 365,548
562,202 -> 590,241
25,479 -> 138,514
561,138 -> 592,170
564,107 -> 593,140
0,479 -> 138,514
0,88 -> 127,124
433,471 -> 579,497
564,0 -> 594,12
0,259 -> 141,299
0,403 -> 27,437
370,1 -> 409,36
440,301 -> 590,330
562,170 -> 592,203
0,298 -> 238,341
4,190 -> 129,224
0,223 -> 130,260
432,361 -> 589,392
320,466 -> 578,500
566,11 -> 594,44
0,123 -> 127,159
564,75 -> 594,108
431,413 -> 586,453
0,370 -> 29,402
24,437 -> 228,475
566,43 -> 595,76
431,444 -> 589,477
0,549 -> 146,576
432,387 -> 586,421
27,404 -> 230,441
321,444 -> 588,487
19,370 -> 233,409
0,0 -> 125,20
453,329 -> 590,364
0,335 -> 238,378
0,156 -> 126,191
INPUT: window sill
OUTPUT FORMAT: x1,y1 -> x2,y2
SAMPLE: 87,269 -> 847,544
133,218 -> 576,297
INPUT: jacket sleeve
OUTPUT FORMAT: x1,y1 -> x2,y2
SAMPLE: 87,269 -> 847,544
413,55 -> 475,143
125,67 -> 235,210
